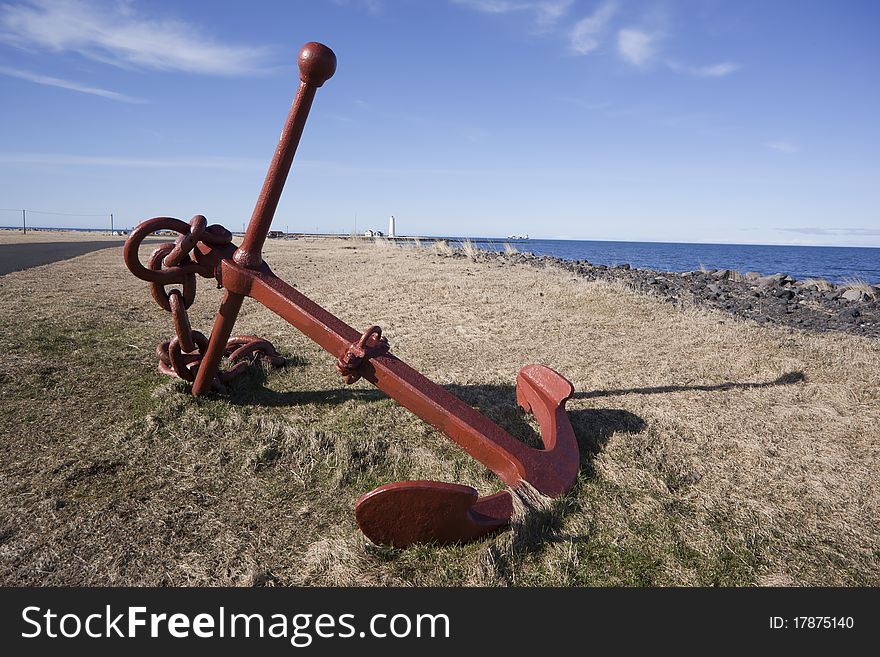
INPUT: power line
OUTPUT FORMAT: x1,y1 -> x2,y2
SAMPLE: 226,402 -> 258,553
0,207 -> 108,217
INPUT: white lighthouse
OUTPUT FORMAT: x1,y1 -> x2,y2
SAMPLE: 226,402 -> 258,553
388,215 -> 396,238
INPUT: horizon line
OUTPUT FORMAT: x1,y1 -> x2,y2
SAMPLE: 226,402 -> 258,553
2,225 -> 878,250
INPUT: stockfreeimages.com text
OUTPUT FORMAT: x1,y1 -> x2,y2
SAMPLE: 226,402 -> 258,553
22,606 -> 450,646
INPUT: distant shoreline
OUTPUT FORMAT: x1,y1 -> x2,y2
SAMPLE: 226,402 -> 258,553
1,225 -> 877,249
2,227 -> 876,284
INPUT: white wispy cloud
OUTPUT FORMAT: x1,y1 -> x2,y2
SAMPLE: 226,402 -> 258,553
667,61 -> 741,78
0,151 -> 630,179
332,0 -> 383,13
765,141 -> 799,153
456,0 -> 738,83
0,63 -> 143,102
0,0 -> 273,75
617,28 -> 660,67
569,1 -> 617,54
0,152 -> 263,169
451,0 -> 574,28
690,62 -> 740,77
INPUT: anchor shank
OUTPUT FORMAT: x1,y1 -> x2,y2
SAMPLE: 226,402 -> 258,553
234,43 -> 337,270
234,82 -> 317,270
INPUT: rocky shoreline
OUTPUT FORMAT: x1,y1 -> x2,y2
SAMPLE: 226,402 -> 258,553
449,248 -> 880,338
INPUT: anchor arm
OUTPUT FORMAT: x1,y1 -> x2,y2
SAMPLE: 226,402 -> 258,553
220,258 -> 577,491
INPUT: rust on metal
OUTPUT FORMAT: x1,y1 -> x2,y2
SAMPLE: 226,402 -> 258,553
125,215 -> 286,390
336,325 -> 390,384
123,41 -> 580,548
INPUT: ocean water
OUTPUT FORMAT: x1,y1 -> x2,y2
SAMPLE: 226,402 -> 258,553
4,226 -> 877,285
465,239 -> 879,285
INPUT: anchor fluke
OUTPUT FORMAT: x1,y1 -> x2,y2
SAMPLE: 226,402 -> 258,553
355,482 -> 513,548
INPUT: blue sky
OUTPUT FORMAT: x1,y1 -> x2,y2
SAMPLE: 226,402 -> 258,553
0,0 -> 877,245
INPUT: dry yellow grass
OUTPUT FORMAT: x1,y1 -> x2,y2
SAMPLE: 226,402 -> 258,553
841,277 -> 878,299
0,235 -> 878,586
801,278 -> 835,292
431,240 -> 453,256
459,239 -> 479,259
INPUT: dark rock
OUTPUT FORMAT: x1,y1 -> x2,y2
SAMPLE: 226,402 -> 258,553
492,250 -> 879,338
761,272 -> 795,286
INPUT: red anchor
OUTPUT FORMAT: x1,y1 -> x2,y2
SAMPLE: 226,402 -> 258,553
124,42 -> 580,547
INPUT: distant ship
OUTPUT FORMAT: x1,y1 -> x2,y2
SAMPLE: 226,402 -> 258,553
507,234 -> 529,240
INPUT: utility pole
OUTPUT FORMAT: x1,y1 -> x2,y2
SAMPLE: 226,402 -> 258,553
110,213 -> 114,235
22,209 -> 26,235
354,212 -> 357,235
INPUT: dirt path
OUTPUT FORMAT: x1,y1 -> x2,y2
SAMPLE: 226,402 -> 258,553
0,241 -> 126,276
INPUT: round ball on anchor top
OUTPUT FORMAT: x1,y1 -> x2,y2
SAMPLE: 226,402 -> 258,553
298,42 -> 337,87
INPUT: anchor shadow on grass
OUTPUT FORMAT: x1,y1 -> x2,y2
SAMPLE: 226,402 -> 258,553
477,370 -> 807,569
444,383 -> 645,481
224,372 -> 644,486
572,371 -> 805,400
224,365 -> 387,408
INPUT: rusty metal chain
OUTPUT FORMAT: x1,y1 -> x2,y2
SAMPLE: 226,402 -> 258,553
138,215 -> 286,389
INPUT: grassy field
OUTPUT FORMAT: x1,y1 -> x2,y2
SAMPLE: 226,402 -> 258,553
1,233 -> 878,586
